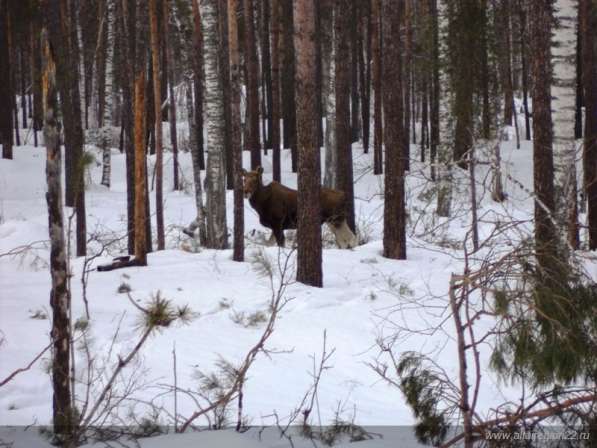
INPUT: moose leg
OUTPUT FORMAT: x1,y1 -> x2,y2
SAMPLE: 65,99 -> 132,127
272,223 -> 285,247
328,219 -> 358,249
265,231 -> 277,246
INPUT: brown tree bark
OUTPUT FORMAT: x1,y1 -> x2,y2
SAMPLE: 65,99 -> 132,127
350,2 -> 360,143
163,0 -> 180,191
0,0 -> 13,159
261,0 -> 273,151
530,0 -> 560,276
382,0 -> 407,260
281,0 -> 297,172
581,0 -> 597,249
335,0 -> 355,232
30,15 -> 43,148
359,4 -> 371,154
191,0 -> 205,171
295,0 -> 322,288
229,0 -> 244,262
244,0 -> 261,169
518,0 -> 531,141
149,0 -> 165,250
403,0 -> 412,170
41,25 -> 73,439
134,69 -> 148,266
270,0 -> 282,182
371,0 -> 383,175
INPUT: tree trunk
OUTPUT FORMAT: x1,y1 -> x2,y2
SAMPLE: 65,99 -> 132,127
322,0 -> 337,188
134,70 -> 148,265
281,0 -> 297,172
294,0 -> 322,287
191,0 -> 205,171
0,0 -> 13,159
382,0 -> 406,260
149,0 -> 165,250
530,0 -> 560,276
41,26 -> 73,440
552,0 -> 579,249
163,0 -> 180,191
372,0 -> 383,175
519,1 -> 531,141
436,0 -> 452,217
581,0 -> 597,249
350,2 -> 360,144
403,0 -> 412,171
244,0 -> 261,169
229,0 -> 244,262
218,0 -> 234,191
360,5 -> 371,154
270,0 -> 281,182
335,0 -> 355,232
202,0 -> 229,249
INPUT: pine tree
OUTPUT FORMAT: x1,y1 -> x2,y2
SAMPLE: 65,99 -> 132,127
149,0 -> 166,250
244,0 -> 261,169
530,0 -> 560,276
371,0 -> 383,175
229,0 -> 244,262
335,0 -> 355,232
295,0 -> 323,287
134,69 -> 148,266
270,0 -> 282,182
382,0 -> 406,260
581,0 -> 597,249
0,0 -> 13,159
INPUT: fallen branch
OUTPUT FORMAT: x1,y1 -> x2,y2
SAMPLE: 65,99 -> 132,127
0,342 -> 52,387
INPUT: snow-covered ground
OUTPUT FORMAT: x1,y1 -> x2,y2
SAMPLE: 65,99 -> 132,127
1,127 -> 594,447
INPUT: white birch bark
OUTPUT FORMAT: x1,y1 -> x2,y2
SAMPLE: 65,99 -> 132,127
201,0 -> 228,249
436,0 -> 452,217
185,80 -> 207,245
552,0 -> 579,244
323,6 -> 337,189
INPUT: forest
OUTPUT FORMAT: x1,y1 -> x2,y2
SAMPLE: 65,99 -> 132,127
0,0 -> 596,447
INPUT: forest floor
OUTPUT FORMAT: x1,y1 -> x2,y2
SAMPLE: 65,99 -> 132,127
1,125 -> 595,447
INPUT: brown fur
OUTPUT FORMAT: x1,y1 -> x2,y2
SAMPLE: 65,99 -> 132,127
242,167 -> 355,248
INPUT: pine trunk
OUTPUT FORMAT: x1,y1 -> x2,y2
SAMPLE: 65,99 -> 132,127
244,0 -> 261,169
149,0 -> 165,250
163,0 -> 180,191
270,0 -> 282,182
191,0 -> 205,171
0,0 -> 12,159
134,70 -> 148,265
295,0 -> 323,287
530,0 -> 560,276
371,0 -> 383,175
581,0 -> 597,249
382,0 -> 406,260
229,0 -> 244,262
335,0 -> 355,232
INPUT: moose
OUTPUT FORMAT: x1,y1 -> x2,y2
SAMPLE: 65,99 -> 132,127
242,167 -> 358,249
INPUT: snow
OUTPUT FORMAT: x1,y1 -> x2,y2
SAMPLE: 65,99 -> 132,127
0,126 -> 594,447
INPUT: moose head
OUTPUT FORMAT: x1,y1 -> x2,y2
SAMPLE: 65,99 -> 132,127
241,166 -> 263,199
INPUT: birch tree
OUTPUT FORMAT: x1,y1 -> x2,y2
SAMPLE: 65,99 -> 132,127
41,26 -> 73,440
322,0 -> 337,188
202,0 -> 228,249
552,0 -> 580,249
436,0 -> 452,217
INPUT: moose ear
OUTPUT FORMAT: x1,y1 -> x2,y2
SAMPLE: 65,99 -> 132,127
257,166 -> 264,175
241,168 -> 247,176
